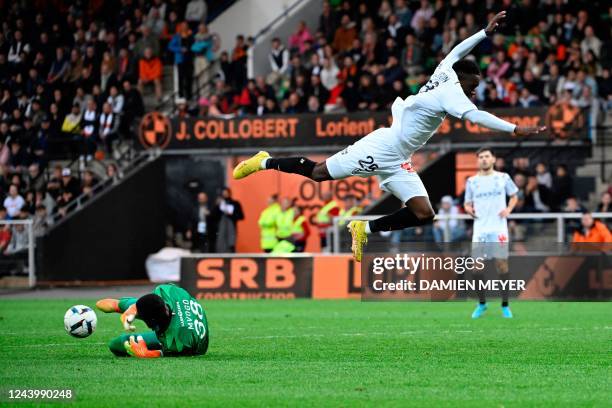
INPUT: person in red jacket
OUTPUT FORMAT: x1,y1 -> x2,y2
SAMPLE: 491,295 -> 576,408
573,212 -> 612,243
138,47 -> 163,100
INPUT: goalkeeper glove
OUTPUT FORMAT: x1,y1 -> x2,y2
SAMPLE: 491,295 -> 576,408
123,335 -> 163,358
121,304 -> 137,331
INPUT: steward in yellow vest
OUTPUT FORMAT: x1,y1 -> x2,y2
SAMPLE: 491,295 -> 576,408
272,204 -> 310,254
275,198 -> 295,240
258,195 -> 281,252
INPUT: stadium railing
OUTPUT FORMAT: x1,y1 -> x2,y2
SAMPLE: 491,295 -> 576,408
331,213 -> 612,253
0,219 -> 35,287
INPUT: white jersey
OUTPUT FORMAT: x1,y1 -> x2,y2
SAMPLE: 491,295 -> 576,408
464,171 -> 518,241
388,30 -> 487,155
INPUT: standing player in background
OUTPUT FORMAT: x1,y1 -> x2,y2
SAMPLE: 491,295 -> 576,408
232,11 -> 545,261
96,284 -> 209,358
464,147 -> 518,319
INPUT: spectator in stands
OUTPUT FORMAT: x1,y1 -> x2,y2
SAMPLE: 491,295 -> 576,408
60,168 -> 80,198
134,25 -> 160,58
320,57 -> 339,92
121,81 -> 144,135
191,24 -> 214,97
552,164 -> 573,210
0,220 -> 11,254
55,189 -> 74,218
168,23 -> 194,100
3,184 -> 24,218
107,86 -> 124,116
61,103 -> 82,136
138,47 -> 163,101
268,37 -> 290,88
597,192 -> 612,213
81,99 -> 98,159
26,163 -> 45,192
231,35 -> 248,91
4,222 -> 28,256
319,1 -> 337,43
289,21 -> 314,54
106,163 -> 121,183
333,14 -> 357,52
401,34 -> 424,76
573,212 -> 612,243
433,195 -> 465,243
33,205 -> 49,237
99,102 -> 119,155
81,170 -> 98,193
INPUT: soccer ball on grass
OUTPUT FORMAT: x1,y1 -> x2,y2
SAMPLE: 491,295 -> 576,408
64,305 -> 97,338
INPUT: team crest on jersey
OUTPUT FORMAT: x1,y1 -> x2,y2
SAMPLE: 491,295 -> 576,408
498,233 -> 507,243
400,162 -> 415,172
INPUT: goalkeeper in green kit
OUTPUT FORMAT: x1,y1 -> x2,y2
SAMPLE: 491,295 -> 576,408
96,284 -> 209,358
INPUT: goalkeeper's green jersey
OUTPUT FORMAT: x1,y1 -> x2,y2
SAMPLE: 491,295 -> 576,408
154,284 -> 209,355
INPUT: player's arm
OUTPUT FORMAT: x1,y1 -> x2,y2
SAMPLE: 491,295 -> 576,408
463,179 -> 476,218
444,11 -> 506,65
463,110 -> 547,136
464,201 -> 476,218
499,194 -> 518,218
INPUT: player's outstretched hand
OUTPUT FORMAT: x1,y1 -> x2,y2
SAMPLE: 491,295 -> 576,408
498,207 -> 511,218
485,11 -> 507,35
514,125 -> 547,137
121,304 -> 137,331
124,335 -> 163,358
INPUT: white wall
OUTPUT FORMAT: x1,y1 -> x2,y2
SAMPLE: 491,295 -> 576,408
209,0 -> 301,53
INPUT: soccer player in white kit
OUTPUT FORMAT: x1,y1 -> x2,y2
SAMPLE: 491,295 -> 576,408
464,147 -> 518,318
232,11 -> 545,262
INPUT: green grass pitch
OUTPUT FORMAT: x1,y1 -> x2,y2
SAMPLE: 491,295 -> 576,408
0,299 -> 610,406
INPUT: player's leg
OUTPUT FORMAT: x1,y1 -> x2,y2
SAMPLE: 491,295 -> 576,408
232,151 -> 333,181
264,157 -> 333,181
495,258 -> 513,318
471,268 -> 488,319
107,331 -> 161,356
96,297 -> 138,313
470,236 -> 491,318
347,174 -> 435,261
367,196 -> 435,232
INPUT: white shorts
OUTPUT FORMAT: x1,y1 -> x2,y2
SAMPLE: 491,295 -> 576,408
325,128 -> 428,203
471,231 -> 510,260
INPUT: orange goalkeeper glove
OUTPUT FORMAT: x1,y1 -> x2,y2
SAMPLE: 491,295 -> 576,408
120,304 -> 138,331
124,335 -> 163,358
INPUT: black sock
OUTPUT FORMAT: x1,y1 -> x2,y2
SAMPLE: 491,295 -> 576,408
499,273 -> 509,307
476,274 -> 486,304
368,207 -> 434,232
265,157 -> 316,178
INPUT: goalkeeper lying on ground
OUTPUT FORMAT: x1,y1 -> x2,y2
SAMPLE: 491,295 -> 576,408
96,284 -> 209,358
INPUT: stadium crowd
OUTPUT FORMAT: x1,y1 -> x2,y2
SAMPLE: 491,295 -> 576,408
190,0 -> 611,120
0,0 -> 165,258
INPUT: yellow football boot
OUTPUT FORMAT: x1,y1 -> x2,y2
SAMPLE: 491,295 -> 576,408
232,151 -> 270,180
347,220 -> 368,262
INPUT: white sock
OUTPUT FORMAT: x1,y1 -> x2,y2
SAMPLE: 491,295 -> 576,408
365,222 -> 371,234
260,158 -> 269,169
